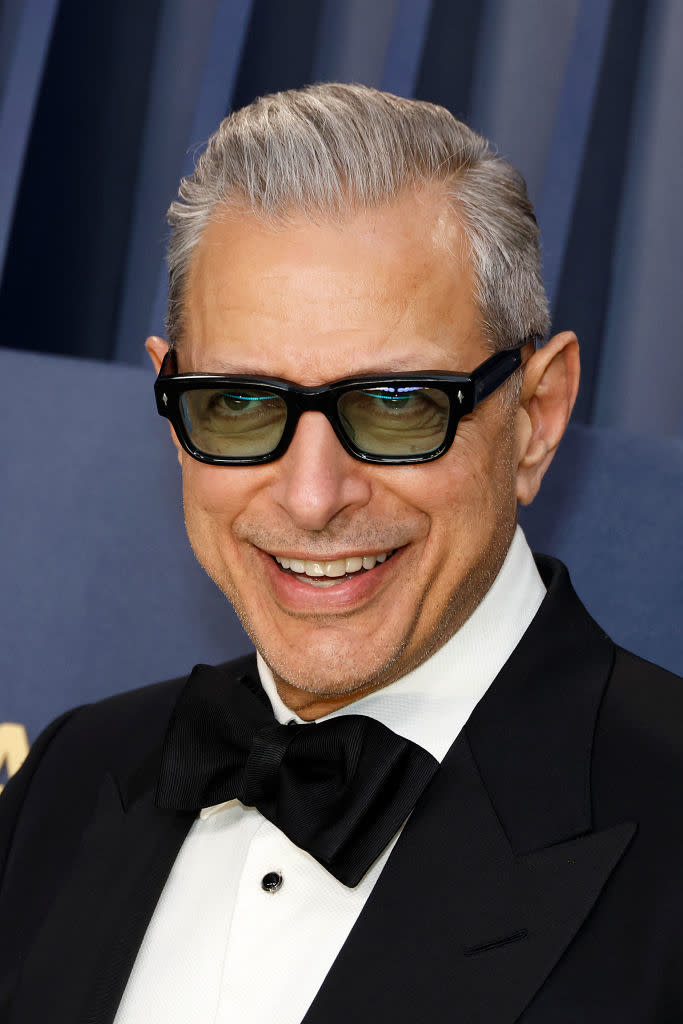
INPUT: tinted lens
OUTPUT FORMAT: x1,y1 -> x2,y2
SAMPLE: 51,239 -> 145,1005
337,386 -> 450,456
179,387 -> 288,457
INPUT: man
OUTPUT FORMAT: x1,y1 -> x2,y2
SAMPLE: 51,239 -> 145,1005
1,83 -> 681,1023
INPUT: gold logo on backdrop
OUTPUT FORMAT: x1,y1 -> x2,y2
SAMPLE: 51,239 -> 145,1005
0,723 -> 30,795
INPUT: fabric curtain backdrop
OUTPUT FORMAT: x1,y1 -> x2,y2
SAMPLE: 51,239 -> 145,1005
0,0 -> 681,437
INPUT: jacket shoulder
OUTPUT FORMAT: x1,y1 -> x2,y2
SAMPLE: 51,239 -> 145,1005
0,653 -> 256,885
0,675 -> 183,891
593,645 -> 683,827
0,654 -> 256,973
5,650 -> 257,802
598,645 -> 683,748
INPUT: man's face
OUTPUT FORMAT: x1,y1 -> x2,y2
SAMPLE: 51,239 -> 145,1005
175,190 -> 521,715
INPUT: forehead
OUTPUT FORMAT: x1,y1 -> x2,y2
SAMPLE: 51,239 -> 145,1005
183,190 -> 485,379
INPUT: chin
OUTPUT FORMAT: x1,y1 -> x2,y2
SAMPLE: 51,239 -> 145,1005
250,616 -> 414,698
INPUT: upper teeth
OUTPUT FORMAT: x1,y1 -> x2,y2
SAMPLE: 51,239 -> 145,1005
274,552 -> 390,577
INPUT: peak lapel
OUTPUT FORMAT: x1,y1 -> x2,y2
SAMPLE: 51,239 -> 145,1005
303,558 -> 636,1023
302,733 -> 634,1024
9,769 -> 194,1024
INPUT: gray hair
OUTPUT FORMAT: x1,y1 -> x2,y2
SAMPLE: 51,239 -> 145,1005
166,83 -> 550,351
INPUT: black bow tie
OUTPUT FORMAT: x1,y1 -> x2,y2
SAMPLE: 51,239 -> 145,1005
156,663 -> 439,887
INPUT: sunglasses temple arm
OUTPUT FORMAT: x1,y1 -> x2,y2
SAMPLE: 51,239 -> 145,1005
472,347 -> 522,406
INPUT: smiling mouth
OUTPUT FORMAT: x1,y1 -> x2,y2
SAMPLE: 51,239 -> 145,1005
271,550 -> 396,587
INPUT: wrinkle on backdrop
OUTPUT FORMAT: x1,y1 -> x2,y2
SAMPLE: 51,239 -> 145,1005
0,0 -> 680,440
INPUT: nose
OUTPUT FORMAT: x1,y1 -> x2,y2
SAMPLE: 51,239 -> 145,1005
270,411 -> 372,531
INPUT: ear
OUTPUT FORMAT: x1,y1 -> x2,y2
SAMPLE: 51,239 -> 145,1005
515,331 -> 580,506
145,334 -> 168,374
145,336 -> 183,467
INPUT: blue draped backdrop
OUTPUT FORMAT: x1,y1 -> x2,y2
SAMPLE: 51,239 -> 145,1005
1,0 -> 681,436
0,0 -> 681,782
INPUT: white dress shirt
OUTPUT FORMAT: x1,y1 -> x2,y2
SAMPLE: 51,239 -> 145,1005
114,526 -> 545,1024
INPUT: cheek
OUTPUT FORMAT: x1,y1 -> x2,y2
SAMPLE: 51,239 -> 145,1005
418,423 -> 516,565
181,460 -> 253,518
427,434 -> 497,519
455,414 -> 517,504
180,461 -> 254,573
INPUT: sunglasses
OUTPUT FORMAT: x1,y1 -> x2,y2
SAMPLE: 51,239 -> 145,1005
154,342 -> 534,466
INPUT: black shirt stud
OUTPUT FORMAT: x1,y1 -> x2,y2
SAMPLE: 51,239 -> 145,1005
262,871 -> 283,893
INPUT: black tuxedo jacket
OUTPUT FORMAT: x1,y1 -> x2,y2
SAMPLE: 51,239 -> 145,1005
1,556 -> 682,1023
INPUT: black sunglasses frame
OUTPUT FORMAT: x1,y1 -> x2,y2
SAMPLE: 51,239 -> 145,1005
154,342 -> 534,466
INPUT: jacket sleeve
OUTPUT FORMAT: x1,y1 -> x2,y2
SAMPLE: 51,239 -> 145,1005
0,709 -> 82,893
0,709 -> 84,1014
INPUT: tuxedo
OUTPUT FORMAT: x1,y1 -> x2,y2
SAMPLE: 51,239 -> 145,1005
1,555 -> 682,1023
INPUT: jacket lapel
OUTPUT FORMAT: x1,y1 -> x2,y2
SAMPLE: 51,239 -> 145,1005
302,732 -> 634,1024
10,767 -> 194,1024
10,561 -> 637,1024
303,558 -> 637,1023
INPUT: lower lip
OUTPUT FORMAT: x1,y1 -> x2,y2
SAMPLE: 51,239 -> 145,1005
256,548 -> 404,612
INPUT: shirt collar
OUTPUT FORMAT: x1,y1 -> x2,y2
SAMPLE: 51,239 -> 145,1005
257,524 -> 545,763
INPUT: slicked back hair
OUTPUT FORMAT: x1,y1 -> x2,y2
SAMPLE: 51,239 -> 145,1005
166,83 -> 550,353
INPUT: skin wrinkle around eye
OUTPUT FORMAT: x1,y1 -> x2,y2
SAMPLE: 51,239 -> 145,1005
191,385 -> 452,457
340,389 -> 449,455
